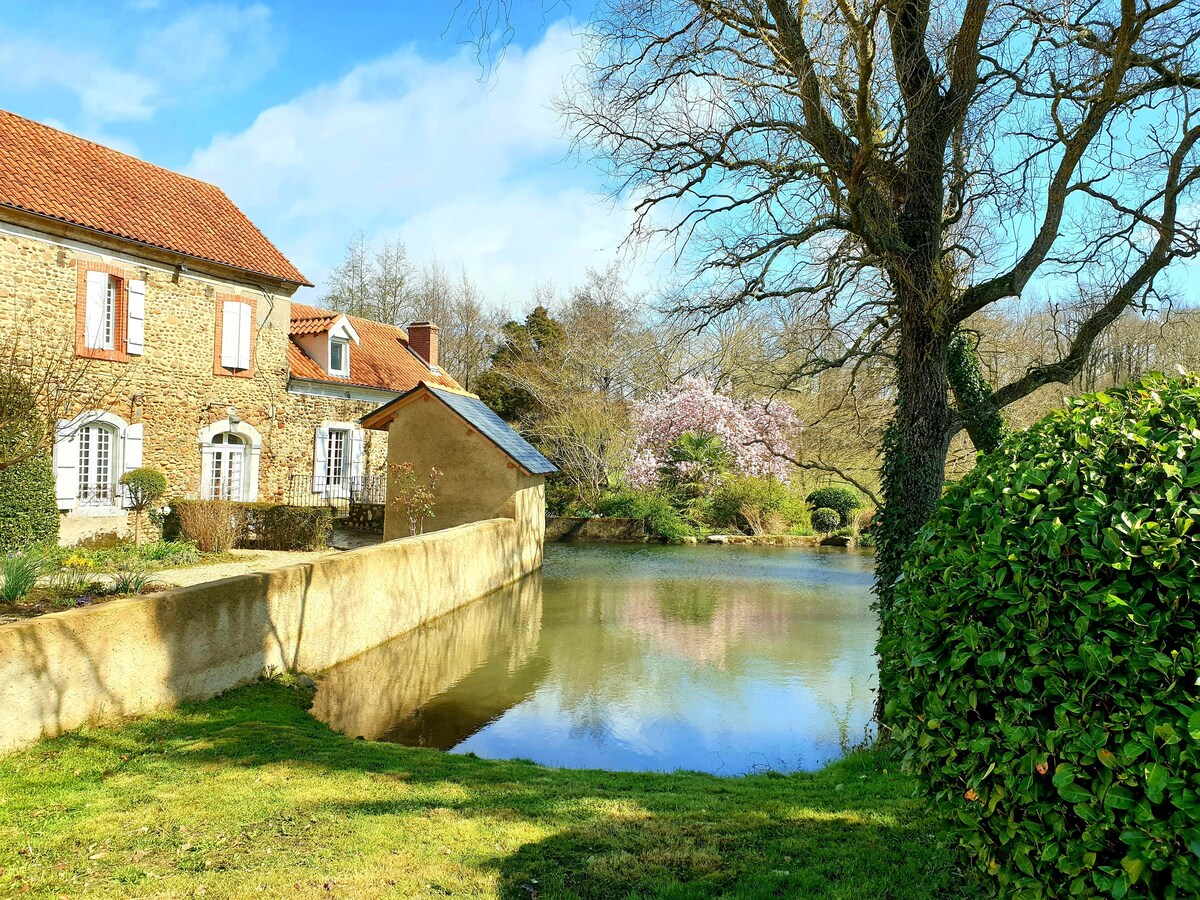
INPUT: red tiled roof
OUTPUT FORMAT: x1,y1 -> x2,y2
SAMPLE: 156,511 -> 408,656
0,108 -> 310,286
288,302 -> 461,394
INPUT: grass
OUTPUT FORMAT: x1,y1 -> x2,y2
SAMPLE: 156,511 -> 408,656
0,681 -> 987,899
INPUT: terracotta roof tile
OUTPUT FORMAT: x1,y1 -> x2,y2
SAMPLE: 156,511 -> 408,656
0,108 -> 309,285
288,302 -> 461,394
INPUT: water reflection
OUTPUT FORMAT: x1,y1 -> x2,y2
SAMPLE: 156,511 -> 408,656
314,544 -> 878,775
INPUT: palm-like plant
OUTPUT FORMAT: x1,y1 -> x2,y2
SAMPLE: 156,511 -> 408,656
664,431 -> 731,497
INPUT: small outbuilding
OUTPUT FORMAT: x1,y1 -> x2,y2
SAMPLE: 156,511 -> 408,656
361,382 -> 558,544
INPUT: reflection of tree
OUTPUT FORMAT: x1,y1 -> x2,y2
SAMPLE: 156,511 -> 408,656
536,562 -> 878,733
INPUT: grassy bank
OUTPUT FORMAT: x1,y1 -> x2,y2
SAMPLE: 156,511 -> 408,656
0,681 -> 984,899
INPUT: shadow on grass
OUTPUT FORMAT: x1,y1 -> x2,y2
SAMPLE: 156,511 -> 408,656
3,682 -> 989,900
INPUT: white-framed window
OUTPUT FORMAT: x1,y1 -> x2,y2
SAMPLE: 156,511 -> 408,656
84,272 -> 119,351
312,422 -> 364,498
199,422 -> 262,502
54,412 -> 142,513
77,423 -> 116,507
329,338 -> 350,376
207,433 -> 246,501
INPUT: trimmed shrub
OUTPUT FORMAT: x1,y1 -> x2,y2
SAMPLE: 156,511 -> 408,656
710,476 -> 811,535
175,499 -> 237,552
595,490 -> 695,543
0,451 -> 59,552
805,485 -> 862,527
811,507 -> 840,534
259,506 -> 332,551
889,374 -> 1200,898
120,468 -> 168,544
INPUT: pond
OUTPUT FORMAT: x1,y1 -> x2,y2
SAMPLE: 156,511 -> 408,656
312,543 -> 878,775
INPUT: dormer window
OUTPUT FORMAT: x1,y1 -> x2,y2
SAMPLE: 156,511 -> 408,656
329,338 -> 350,377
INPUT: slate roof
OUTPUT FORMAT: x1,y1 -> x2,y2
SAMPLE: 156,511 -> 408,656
288,302 -> 460,394
0,108 -> 309,285
362,382 -> 559,476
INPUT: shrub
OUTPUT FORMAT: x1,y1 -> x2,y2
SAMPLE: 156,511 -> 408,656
595,490 -> 695,543
170,501 -> 333,552
804,485 -> 862,527
711,476 -> 811,534
811,507 -> 840,534
259,506 -> 332,551
0,451 -> 59,552
888,373 -> 1200,898
119,468 -> 168,545
175,499 -> 237,552
1,552 -> 44,602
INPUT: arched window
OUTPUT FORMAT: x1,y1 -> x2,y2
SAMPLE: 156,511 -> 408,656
199,421 -> 262,502
207,433 -> 245,501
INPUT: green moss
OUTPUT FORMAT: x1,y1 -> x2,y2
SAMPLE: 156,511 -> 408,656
0,682 -> 985,899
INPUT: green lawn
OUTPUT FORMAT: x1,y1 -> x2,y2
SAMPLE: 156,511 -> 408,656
0,681 -> 986,899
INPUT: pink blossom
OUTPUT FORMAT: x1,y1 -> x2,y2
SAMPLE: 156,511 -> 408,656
626,376 -> 801,489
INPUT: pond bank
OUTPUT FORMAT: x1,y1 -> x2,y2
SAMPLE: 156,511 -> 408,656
0,681 -> 985,899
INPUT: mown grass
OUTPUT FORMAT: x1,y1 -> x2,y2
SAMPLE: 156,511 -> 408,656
0,681 -> 987,899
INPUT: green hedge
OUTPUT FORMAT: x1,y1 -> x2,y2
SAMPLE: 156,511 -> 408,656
888,373 -> 1200,898
594,490 -> 695,543
0,452 -> 58,552
166,500 -> 332,552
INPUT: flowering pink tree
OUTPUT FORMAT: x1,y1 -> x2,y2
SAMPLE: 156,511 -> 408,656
626,376 -> 800,490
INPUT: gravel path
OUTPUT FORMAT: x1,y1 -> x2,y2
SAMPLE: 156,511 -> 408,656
154,548 -> 343,587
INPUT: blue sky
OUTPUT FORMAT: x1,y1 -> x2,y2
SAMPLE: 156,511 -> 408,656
0,0 -> 644,307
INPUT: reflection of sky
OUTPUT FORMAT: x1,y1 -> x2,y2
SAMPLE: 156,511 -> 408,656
450,544 -> 879,775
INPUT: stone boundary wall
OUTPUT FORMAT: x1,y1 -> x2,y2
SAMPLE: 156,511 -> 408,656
347,502 -> 385,534
0,518 -> 540,753
545,516 -> 647,543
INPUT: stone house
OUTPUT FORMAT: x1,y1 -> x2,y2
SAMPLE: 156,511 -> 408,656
0,108 -> 458,543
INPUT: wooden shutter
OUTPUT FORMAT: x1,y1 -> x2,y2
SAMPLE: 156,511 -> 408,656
120,424 -> 144,508
84,271 -> 108,349
237,302 -> 253,370
220,302 -> 240,369
350,429 -> 365,480
54,420 -> 79,511
127,280 -> 146,355
312,426 -> 329,492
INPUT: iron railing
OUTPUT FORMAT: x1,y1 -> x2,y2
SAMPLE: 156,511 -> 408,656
284,473 -> 386,509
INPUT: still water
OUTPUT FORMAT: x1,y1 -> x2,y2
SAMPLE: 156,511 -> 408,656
313,543 -> 878,775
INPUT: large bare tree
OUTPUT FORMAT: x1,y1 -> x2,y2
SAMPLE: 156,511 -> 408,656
547,0 -> 1200,679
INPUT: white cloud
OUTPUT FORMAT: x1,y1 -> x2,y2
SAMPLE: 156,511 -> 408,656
0,3 -> 276,125
187,22 -> 659,307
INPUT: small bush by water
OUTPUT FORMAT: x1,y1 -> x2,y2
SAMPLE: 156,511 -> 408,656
889,373 -> 1200,898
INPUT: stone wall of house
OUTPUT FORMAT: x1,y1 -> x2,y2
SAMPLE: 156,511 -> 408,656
0,222 -> 393,541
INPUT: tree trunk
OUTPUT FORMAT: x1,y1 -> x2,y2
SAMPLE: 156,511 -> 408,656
874,311 -> 954,722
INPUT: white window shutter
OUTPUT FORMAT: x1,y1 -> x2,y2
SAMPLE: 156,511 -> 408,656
312,426 -> 329,492
54,420 -> 79,511
237,302 -> 253,370
120,424 -> 144,508
84,271 -> 108,349
350,429 -> 365,480
127,279 -> 145,355
220,302 -> 240,369
199,446 -> 217,500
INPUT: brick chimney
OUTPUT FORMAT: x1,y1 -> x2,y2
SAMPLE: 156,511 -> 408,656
407,322 -> 440,369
